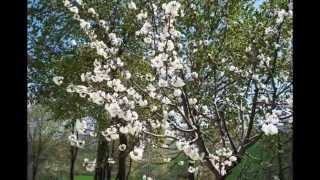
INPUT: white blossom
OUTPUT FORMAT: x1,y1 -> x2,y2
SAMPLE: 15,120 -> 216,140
138,21 -> 152,35
105,102 -> 122,118
69,6 -> 79,14
229,156 -> 237,162
119,126 -> 129,134
108,157 -> 116,164
265,27 -> 274,35
130,146 -> 144,161
75,119 -> 87,134
161,97 -> 171,104
124,70 -> 132,79
79,19 -> 91,30
178,161 -> 184,166
75,0 -> 82,5
88,8 -> 97,16
223,160 -> 232,167
151,56 -> 164,68
188,166 -> 196,173
70,39 -> 77,46
173,89 -> 182,97
119,144 -> 127,151
245,46 -> 251,52
128,1 -> 137,10
68,134 -> 77,142
266,112 -> 280,124
142,175 -> 147,180
191,72 -> 198,79
145,73 -> 155,81
53,76 -> 64,86
162,1 -> 181,17
158,79 -> 168,87
76,140 -> 85,148
83,158 -> 96,172
144,37 -> 152,44
176,140 -> 187,151
172,77 -> 185,87
150,105 -> 158,112
137,11 -> 148,21
261,123 -> 278,135
276,9 -> 287,24
167,40 -> 175,51
189,98 -> 197,105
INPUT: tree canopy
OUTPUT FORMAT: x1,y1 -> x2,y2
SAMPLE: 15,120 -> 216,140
28,0 -> 292,180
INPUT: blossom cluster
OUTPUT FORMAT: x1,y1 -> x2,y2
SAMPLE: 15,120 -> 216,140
176,140 -> 204,161
188,166 -> 198,173
52,76 -> 64,86
261,111 -> 281,135
208,148 -> 238,176
62,0 -> 156,162
129,145 -> 144,161
142,174 -> 153,180
66,118 -> 94,148
134,1 -> 219,170
68,134 -> 85,148
83,158 -> 96,172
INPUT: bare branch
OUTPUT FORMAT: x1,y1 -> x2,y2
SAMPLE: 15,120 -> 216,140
243,84 -> 259,144
142,130 -> 178,140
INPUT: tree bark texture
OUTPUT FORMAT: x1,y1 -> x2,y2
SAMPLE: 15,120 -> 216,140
117,134 -> 127,180
69,146 -> 78,180
94,134 -> 109,180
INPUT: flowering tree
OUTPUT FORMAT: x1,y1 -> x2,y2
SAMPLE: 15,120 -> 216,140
28,105 -> 66,180
58,0 -> 292,179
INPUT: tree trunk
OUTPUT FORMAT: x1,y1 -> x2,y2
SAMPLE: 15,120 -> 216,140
32,163 -> 38,180
94,134 -> 109,180
70,159 -> 75,180
188,161 -> 195,180
32,128 -> 45,180
106,162 -> 113,180
105,141 -> 114,180
215,175 -> 226,180
188,172 -> 195,180
117,134 -> 127,180
277,133 -> 284,180
32,141 -> 42,180
69,120 -> 79,180
28,130 -> 33,180
70,146 -> 78,180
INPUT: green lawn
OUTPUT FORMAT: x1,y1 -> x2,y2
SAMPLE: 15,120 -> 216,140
75,175 -> 117,180
75,175 -> 93,180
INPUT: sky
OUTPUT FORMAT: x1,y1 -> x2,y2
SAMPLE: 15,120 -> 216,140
254,0 -> 266,9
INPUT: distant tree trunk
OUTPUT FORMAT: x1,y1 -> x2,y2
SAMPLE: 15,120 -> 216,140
277,133 -> 284,180
70,121 -> 78,180
106,161 -> 113,180
126,159 -> 132,180
106,142 -> 114,180
117,134 -> 127,180
32,164 -> 37,180
70,146 -> 78,180
32,138 -> 43,180
28,128 -> 33,180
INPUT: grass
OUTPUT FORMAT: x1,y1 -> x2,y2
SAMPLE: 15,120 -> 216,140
75,175 -> 93,180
